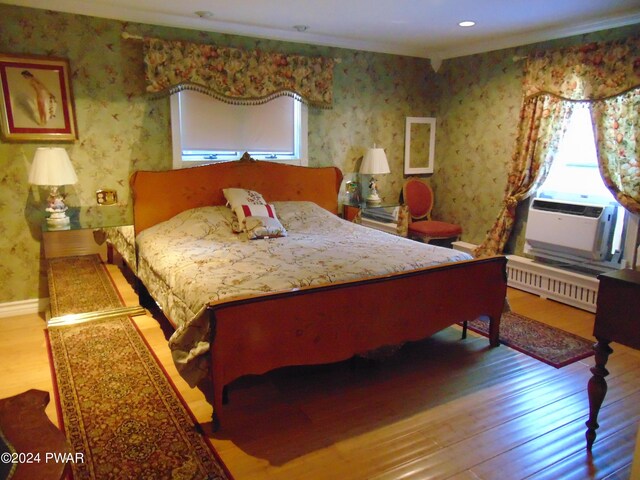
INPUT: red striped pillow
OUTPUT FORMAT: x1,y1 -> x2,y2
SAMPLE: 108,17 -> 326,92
234,204 -> 278,229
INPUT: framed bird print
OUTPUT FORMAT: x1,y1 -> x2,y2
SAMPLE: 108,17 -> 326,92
0,53 -> 78,142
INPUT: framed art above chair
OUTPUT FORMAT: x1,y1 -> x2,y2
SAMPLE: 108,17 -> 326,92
404,117 -> 435,175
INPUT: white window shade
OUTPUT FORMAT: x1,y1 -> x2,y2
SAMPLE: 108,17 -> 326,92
178,90 -> 295,153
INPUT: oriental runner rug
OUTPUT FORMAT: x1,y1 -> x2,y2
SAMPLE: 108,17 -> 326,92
47,254 -> 125,317
46,316 -> 232,480
45,254 -> 231,479
465,311 -> 595,368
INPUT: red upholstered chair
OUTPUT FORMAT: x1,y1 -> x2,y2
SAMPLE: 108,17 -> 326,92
402,178 -> 462,243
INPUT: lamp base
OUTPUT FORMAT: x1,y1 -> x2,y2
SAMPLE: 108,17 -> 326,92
366,180 -> 382,206
365,193 -> 382,206
46,210 -> 71,229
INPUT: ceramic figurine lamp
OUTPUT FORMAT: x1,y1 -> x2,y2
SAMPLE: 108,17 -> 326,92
360,146 -> 390,206
29,147 -> 78,227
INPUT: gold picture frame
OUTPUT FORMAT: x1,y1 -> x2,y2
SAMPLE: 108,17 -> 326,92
0,53 -> 78,142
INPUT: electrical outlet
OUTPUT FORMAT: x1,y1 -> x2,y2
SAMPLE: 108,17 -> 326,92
96,189 -> 117,205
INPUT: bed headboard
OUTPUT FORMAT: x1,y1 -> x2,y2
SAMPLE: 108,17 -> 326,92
130,154 -> 343,234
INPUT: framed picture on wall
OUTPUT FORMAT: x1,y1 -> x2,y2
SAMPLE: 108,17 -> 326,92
404,116 -> 436,175
0,53 -> 78,142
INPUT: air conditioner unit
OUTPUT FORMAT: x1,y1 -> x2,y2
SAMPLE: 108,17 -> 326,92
524,198 -> 615,263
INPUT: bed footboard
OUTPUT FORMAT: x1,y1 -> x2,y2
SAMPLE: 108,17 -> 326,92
207,255 -> 507,428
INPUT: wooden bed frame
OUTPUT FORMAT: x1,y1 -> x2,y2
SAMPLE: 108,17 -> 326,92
130,154 -> 508,429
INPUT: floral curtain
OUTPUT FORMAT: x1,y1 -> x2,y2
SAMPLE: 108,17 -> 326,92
475,35 -> 640,257
474,95 -> 573,257
592,89 -> 640,213
143,37 -> 335,108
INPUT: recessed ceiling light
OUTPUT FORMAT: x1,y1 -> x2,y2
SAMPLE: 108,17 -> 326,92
293,25 -> 309,32
195,11 -> 214,19
458,20 -> 476,27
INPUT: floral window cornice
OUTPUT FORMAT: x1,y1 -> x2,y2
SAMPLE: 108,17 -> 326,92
143,37 -> 335,108
524,35 -> 640,101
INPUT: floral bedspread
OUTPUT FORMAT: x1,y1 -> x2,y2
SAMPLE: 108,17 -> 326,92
136,201 -> 472,386
104,225 -> 136,273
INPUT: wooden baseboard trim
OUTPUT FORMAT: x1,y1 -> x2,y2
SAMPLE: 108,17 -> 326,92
0,298 -> 48,318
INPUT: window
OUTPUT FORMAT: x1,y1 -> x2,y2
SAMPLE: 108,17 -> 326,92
537,105 -> 612,204
170,90 -> 308,169
536,103 -> 626,260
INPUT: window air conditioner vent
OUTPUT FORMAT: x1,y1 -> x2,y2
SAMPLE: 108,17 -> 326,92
525,198 -> 616,265
531,199 -> 603,218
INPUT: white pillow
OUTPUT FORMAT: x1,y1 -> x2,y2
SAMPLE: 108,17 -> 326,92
222,188 -> 266,209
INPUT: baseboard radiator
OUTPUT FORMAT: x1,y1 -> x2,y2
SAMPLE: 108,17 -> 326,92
452,242 -> 598,313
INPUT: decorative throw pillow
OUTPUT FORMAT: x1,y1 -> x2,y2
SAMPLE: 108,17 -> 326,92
244,216 -> 288,239
233,204 -> 278,227
222,188 -> 266,208
223,188 -> 267,232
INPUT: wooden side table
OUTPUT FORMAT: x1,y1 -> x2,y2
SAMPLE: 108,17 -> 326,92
0,390 -> 71,480
585,268 -> 640,451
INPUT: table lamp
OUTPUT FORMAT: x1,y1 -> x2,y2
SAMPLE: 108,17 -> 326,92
28,147 -> 78,227
360,146 -> 390,206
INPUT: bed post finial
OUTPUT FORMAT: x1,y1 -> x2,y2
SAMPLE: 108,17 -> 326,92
239,152 -> 256,163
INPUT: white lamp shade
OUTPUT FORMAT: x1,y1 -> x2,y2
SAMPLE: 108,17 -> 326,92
360,147 -> 390,175
28,147 -> 78,186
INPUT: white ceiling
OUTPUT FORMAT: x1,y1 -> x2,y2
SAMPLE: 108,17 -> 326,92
5,0 -> 640,60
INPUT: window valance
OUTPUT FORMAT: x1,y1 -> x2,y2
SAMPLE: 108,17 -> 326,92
143,37 -> 335,108
524,35 -> 640,101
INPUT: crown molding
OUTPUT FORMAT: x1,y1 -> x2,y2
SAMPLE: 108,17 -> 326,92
4,0 -> 640,61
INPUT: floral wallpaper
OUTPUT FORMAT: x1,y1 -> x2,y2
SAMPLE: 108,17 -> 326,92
0,4 -> 637,305
0,5 -> 432,303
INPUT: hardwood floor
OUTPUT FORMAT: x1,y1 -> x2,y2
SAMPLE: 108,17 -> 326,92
1,260 -> 639,479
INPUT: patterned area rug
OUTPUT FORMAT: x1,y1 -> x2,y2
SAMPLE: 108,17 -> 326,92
47,254 -> 124,316
47,316 -> 232,479
466,311 -> 595,368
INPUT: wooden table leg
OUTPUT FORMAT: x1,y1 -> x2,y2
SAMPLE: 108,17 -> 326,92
585,338 -> 613,451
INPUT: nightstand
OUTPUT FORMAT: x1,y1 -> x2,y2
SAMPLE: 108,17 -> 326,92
354,203 -> 409,237
42,207 -> 130,260
42,207 -> 145,324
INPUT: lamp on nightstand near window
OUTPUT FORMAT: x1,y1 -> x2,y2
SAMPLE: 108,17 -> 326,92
28,147 -> 78,228
360,145 -> 390,206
